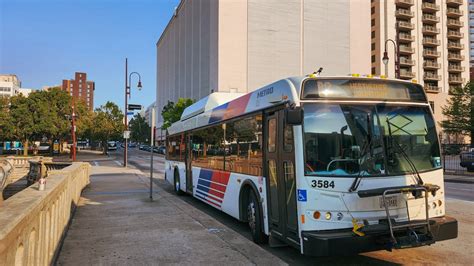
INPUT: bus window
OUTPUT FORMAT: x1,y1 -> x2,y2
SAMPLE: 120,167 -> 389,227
191,124 -> 225,171
268,118 -> 277,153
283,124 -> 293,152
225,114 -> 263,176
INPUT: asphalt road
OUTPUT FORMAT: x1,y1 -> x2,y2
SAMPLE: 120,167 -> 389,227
95,149 -> 473,264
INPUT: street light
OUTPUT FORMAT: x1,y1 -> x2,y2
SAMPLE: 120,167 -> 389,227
383,38 -> 400,79
124,58 -> 142,167
65,103 -> 78,161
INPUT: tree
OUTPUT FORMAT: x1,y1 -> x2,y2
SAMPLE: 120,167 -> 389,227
129,113 -> 150,144
0,97 -> 13,141
28,88 -> 71,154
441,82 -> 474,144
9,95 -> 35,155
75,99 -> 95,143
161,98 -> 195,130
92,101 -> 124,154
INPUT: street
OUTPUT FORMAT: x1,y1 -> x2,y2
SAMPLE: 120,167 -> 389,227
94,148 -> 474,264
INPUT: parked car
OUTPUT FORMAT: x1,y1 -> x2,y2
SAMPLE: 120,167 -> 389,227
107,141 -> 117,151
157,146 -> 166,155
139,144 -> 146,150
128,143 -> 137,148
142,145 -> 151,152
460,148 -> 474,172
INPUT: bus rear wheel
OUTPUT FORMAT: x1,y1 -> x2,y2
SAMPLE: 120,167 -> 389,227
247,191 -> 266,244
174,169 -> 184,196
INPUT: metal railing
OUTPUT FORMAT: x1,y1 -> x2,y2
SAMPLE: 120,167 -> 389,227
441,144 -> 473,175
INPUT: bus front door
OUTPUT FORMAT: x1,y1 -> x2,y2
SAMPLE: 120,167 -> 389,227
265,110 -> 299,247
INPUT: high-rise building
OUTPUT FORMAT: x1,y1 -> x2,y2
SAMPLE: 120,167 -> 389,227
156,0 -> 371,127
469,0 -> 474,78
371,0 -> 470,122
0,74 -> 21,97
61,72 -> 95,110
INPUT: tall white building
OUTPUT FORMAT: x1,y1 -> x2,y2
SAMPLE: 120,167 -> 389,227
156,0 -> 372,128
0,74 -> 21,97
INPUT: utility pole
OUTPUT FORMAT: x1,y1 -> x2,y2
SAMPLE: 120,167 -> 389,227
150,106 -> 155,201
71,101 -> 77,161
124,58 -> 128,167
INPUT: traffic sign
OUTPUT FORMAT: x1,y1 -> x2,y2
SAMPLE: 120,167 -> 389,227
123,130 -> 131,139
128,104 -> 142,110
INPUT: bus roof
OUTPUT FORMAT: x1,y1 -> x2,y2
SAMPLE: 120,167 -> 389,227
167,75 -> 424,135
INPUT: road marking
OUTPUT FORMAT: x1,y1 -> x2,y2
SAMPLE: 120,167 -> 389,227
93,161 -> 99,166
114,160 -> 122,166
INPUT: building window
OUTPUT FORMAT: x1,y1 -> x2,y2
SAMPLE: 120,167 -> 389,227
372,67 -> 376,74
371,6 -> 375,14
371,19 -> 375,27
371,43 -> 376,50
371,55 -> 376,63
371,31 -> 375,38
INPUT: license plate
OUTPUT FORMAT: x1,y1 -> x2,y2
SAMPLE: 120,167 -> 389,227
380,195 -> 398,208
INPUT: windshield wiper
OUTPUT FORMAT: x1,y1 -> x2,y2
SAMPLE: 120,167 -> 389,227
349,113 -> 372,192
385,116 -> 424,185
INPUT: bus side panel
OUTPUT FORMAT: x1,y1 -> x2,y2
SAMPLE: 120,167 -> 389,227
191,167 -> 269,234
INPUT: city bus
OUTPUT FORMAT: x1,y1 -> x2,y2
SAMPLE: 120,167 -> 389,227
164,75 -> 457,256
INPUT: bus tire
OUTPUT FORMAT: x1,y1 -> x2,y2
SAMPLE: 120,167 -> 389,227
247,191 -> 266,244
174,168 -> 184,196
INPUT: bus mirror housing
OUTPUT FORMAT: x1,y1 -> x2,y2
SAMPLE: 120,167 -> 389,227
286,107 -> 303,125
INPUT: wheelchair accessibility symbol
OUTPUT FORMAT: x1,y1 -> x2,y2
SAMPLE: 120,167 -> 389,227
297,189 -> 307,202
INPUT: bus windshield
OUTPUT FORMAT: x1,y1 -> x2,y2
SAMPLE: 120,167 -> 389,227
303,103 -> 441,177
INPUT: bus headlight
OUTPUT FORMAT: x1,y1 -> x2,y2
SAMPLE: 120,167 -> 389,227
337,212 -> 344,221
325,212 -> 332,220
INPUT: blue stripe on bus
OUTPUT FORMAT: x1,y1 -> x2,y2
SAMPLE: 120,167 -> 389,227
199,169 -> 213,181
197,178 -> 211,188
209,103 -> 229,124
197,184 -> 210,193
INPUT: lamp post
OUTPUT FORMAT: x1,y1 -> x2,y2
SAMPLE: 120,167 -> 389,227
66,102 -> 78,161
382,37 -> 400,79
124,58 -> 142,167
71,104 -> 77,161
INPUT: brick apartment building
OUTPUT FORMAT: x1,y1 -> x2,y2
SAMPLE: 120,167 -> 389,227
61,72 -> 95,110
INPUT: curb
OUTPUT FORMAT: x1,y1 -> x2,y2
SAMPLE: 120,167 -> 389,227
444,179 -> 474,184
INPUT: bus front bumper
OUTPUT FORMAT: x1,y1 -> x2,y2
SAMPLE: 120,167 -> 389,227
301,216 -> 457,256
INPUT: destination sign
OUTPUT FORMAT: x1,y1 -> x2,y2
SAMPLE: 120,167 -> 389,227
302,79 -> 426,102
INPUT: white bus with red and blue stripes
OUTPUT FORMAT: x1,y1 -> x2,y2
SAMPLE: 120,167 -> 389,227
165,75 -> 457,256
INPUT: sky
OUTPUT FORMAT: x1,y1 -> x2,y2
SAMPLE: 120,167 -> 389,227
0,0 -> 180,111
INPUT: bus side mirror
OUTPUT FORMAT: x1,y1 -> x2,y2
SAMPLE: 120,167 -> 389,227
286,107 -> 303,125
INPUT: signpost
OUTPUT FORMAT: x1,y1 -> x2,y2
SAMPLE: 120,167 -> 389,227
123,130 -> 131,139
150,106 -> 155,201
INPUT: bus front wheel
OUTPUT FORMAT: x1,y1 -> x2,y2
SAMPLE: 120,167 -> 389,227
247,191 -> 266,244
174,169 -> 184,196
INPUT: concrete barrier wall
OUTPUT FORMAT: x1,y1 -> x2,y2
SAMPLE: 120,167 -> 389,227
0,162 -> 90,265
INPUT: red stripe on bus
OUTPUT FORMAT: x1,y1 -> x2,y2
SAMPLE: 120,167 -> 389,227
223,94 -> 251,120
208,188 -> 225,199
205,192 -> 223,203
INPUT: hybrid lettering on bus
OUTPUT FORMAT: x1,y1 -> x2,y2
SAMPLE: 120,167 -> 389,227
165,75 -> 457,256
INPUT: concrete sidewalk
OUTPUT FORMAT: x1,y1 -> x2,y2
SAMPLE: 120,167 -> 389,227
57,166 -> 284,265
